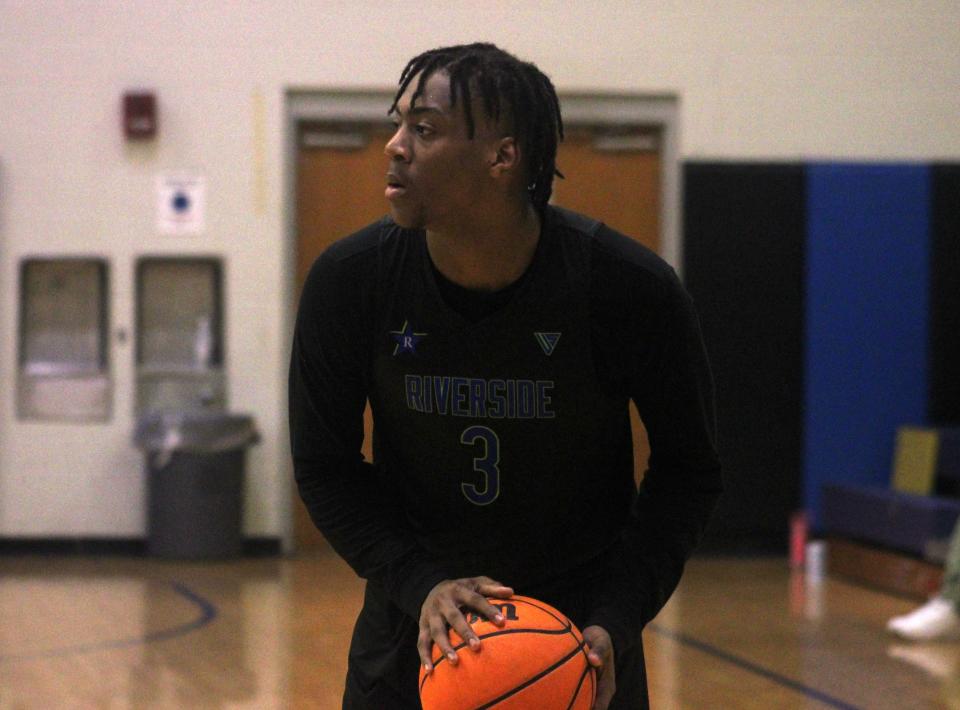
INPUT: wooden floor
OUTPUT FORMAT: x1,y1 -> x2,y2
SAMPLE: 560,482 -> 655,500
1,548 -> 958,709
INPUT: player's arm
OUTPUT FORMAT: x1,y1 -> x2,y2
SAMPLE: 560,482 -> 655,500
586,268 -> 723,657
626,276 -> 722,622
289,244 -> 449,620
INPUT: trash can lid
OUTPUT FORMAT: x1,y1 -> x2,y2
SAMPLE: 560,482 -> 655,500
134,410 -> 259,453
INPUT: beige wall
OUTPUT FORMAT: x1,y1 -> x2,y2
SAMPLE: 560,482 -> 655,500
1,0 -> 958,540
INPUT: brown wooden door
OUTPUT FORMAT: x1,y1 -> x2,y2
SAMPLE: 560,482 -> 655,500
294,125 -> 391,550
553,129 -> 660,250
553,129 -> 661,485
293,124 -> 661,549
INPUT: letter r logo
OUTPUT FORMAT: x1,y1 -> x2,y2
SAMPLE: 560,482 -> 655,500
390,320 -> 427,356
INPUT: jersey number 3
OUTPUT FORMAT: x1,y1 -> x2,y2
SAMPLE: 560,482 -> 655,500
460,425 -> 500,506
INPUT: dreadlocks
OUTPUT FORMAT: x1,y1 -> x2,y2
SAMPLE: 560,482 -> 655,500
389,43 -> 564,210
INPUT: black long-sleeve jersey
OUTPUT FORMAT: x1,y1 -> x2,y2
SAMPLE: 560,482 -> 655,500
289,205 -> 722,660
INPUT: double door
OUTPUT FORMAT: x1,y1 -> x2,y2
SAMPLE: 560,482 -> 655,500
294,124 -> 661,549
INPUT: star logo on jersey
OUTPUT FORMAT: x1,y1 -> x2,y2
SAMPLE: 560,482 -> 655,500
391,320 -> 427,356
534,332 -> 561,356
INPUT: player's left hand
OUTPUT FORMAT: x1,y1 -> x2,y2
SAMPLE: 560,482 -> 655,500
583,625 -> 615,710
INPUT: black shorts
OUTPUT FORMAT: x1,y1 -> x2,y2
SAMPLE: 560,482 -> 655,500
342,574 -> 648,709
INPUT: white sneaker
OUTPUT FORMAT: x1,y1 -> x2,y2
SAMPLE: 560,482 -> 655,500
887,597 -> 960,641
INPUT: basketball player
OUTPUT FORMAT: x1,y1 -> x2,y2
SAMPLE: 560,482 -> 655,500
289,43 -> 722,709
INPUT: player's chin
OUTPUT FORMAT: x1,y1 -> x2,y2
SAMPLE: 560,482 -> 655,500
388,204 -> 426,230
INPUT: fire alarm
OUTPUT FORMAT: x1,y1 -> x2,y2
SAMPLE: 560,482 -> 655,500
123,91 -> 157,140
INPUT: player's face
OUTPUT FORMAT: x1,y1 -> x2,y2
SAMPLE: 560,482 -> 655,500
385,71 -> 495,230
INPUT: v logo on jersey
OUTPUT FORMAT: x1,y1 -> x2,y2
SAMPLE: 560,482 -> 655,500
534,332 -> 561,356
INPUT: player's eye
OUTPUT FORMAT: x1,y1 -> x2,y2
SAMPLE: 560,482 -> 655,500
415,124 -> 433,137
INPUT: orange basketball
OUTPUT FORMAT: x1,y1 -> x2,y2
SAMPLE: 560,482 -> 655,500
418,595 -> 595,710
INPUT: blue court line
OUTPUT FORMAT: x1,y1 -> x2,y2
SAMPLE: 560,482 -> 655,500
0,580 -> 217,664
648,623 -> 862,710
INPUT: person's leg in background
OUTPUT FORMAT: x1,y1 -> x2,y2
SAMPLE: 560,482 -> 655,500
888,519 -> 960,640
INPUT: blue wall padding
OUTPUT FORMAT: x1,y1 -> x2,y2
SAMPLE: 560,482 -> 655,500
805,164 -> 930,527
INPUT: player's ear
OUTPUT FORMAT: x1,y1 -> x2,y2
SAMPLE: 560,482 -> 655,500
489,136 -> 520,178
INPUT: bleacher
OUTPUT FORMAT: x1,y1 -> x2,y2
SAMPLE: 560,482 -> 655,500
823,427 -> 960,598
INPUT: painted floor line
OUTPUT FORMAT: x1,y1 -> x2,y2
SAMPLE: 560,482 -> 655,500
0,580 -> 217,664
649,623 -> 862,710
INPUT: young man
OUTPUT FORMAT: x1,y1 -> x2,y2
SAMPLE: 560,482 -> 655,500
289,43 -> 722,709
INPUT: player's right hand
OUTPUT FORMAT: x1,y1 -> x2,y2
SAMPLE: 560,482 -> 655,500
418,576 -> 514,673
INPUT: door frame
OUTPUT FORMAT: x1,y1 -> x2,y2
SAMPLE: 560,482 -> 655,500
281,88 -> 680,552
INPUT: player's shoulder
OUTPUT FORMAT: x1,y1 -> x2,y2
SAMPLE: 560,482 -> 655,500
318,215 -> 394,265
307,215 -> 409,284
546,205 -> 680,299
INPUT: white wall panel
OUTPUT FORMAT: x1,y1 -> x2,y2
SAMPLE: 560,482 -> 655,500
0,0 -> 958,537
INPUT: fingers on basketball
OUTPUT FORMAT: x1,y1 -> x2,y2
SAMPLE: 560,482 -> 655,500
419,595 -> 596,710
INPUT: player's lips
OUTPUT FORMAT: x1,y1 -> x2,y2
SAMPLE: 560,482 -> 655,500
385,173 -> 408,200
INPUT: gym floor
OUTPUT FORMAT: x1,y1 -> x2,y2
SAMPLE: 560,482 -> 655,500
0,548 -> 954,709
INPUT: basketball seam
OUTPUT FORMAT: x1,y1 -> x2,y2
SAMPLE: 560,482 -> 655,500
564,663 -> 593,710
420,596 -> 590,701
420,627 -> 575,692
474,639 -> 588,710
454,625 -> 572,653
514,597 -> 595,710
428,595 -> 579,668
511,597 -> 580,636
512,597 -> 588,658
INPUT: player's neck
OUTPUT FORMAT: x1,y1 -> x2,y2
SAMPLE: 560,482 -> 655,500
426,201 -> 541,292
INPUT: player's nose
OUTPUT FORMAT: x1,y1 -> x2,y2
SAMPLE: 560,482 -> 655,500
385,128 -> 409,162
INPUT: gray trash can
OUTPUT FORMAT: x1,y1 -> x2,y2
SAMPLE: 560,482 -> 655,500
134,411 -> 259,559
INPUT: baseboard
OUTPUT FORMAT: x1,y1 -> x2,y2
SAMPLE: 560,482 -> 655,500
0,536 -> 282,557
827,536 -> 943,600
